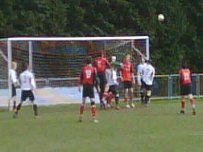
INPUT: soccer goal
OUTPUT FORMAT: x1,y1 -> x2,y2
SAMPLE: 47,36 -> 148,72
0,36 -> 149,106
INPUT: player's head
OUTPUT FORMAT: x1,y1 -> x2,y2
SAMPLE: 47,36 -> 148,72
11,61 -> 17,70
21,62 -> 30,72
124,54 -> 131,62
85,56 -> 92,65
145,59 -> 151,64
101,51 -> 105,58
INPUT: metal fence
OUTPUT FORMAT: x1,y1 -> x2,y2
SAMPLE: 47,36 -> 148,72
152,74 -> 203,99
1,74 -> 203,101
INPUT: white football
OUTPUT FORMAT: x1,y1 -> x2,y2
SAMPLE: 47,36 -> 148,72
158,14 -> 165,21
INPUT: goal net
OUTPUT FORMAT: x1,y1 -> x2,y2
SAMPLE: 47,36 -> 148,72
0,36 -> 149,106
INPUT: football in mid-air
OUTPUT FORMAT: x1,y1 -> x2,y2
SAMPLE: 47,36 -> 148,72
158,14 -> 165,22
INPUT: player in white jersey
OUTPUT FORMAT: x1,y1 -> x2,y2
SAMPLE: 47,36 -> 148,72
103,61 -> 120,109
9,62 -> 19,111
141,59 -> 155,105
137,58 -> 147,103
13,63 -> 38,118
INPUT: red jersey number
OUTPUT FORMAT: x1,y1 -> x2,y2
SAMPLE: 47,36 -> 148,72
81,66 -> 95,85
85,70 -> 92,79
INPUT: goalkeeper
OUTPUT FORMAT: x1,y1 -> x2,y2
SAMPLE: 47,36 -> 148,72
137,57 -> 147,104
141,59 -> 155,106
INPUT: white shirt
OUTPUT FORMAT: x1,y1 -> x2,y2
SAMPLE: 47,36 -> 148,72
20,70 -> 36,90
105,68 -> 118,86
9,69 -> 18,84
142,63 -> 155,85
137,62 -> 147,85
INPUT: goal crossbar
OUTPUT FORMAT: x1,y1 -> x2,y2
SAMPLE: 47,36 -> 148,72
5,36 -> 149,41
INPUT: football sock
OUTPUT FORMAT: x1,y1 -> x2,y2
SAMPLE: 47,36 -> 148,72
91,105 -> 96,117
13,101 -> 16,110
33,104 -> 38,116
107,93 -> 113,105
115,97 -> 119,105
80,104 -> 85,115
145,96 -> 149,104
181,101 -> 185,110
192,104 -> 196,112
16,103 -> 22,113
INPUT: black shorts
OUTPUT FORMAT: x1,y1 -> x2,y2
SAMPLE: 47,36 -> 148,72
123,81 -> 133,89
141,80 -> 152,91
108,85 -> 119,96
83,84 -> 95,98
98,72 -> 107,86
12,84 -> 17,97
180,84 -> 192,96
21,90 -> 35,102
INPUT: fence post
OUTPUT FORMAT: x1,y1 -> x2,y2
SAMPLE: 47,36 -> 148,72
196,74 -> 200,97
168,75 -> 173,99
46,78 -> 49,87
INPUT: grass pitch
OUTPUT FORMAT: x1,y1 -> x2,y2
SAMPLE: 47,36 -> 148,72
0,100 -> 203,152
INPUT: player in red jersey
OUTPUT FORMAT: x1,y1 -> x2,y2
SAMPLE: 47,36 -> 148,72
78,56 -> 99,123
179,61 -> 196,115
120,54 -> 135,108
93,51 -> 110,108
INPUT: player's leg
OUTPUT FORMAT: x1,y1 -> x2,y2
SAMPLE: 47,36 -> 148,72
189,94 -> 196,115
100,85 -> 109,109
9,84 -> 17,111
112,85 -> 120,110
29,91 -> 38,117
106,86 -> 115,108
90,99 -> 98,123
79,85 -> 87,122
115,93 -> 120,109
98,73 -> 105,106
100,82 -> 106,98
180,85 -> 186,114
180,96 -> 186,114
13,91 -> 26,118
124,88 -> 130,108
129,87 -> 135,108
89,85 -> 98,123
187,84 -> 196,115
140,79 -> 145,104
79,98 -> 86,122
12,97 -> 17,111
123,81 -> 129,108
140,87 -> 145,104
13,101 -> 23,118
9,96 -> 16,112
12,84 -> 17,111
144,85 -> 152,106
